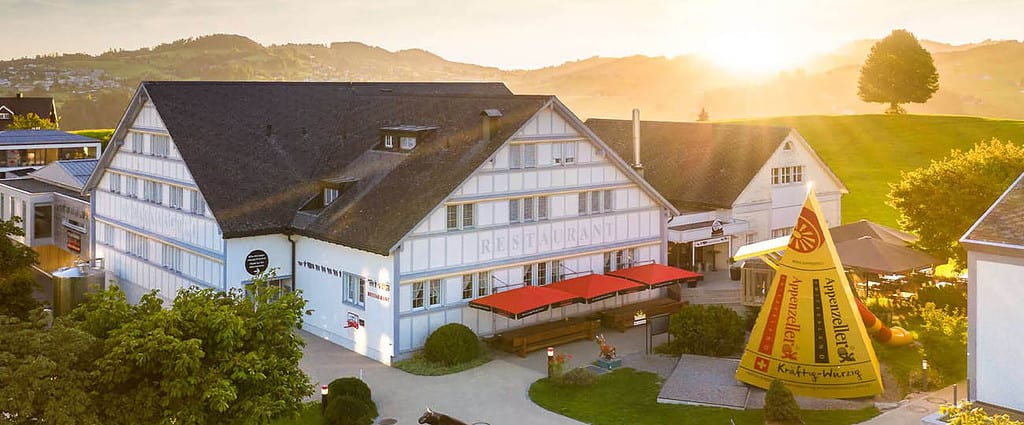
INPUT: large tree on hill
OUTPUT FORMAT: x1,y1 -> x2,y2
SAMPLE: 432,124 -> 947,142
858,29 -> 939,114
888,139 -> 1024,270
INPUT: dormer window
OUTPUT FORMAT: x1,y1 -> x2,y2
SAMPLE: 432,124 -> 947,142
324,188 -> 340,205
384,135 -> 394,149
400,136 -> 416,150
379,125 -> 437,152
0,113 -> 10,120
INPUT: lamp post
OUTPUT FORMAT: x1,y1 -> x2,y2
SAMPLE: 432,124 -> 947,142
320,384 -> 329,416
921,358 -> 929,392
547,347 -> 555,379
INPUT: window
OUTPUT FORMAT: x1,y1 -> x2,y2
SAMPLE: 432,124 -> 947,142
523,264 -> 534,286
551,259 -> 564,282
161,244 -> 183,272
462,274 -> 474,300
604,248 -> 637,272
104,224 -> 115,245
552,142 -> 577,165
130,132 -> 144,154
0,113 -> 10,120
108,174 -> 121,194
745,233 -> 756,245
143,180 -> 163,204
477,271 -> 491,297
771,166 -> 804,185
324,188 -> 340,205
126,232 -> 148,258
384,135 -> 394,148
579,190 -> 614,215
343,272 -> 367,308
772,227 -> 793,238
190,190 -> 206,215
125,177 -> 138,198
525,261 -> 560,286
400,136 -> 417,150
446,203 -> 474,231
412,282 -> 425,308
508,144 -> 537,169
509,196 -> 549,224
169,186 -> 184,209
151,135 -> 170,157
537,262 -> 548,286
782,141 -> 793,151
428,279 -> 441,306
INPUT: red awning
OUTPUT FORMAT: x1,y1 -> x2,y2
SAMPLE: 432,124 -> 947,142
547,274 -> 647,303
469,286 -> 583,319
608,263 -> 703,288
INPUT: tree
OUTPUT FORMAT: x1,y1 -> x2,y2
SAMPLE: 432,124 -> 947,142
888,139 -> 1024,269
0,217 -> 41,320
858,29 -> 939,114
7,112 -> 58,130
63,270 -> 313,425
764,379 -> 803,424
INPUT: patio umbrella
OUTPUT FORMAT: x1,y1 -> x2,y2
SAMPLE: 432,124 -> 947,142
547,274 -> 646,303
835,236 -> 938,275
468,286 -> 583,320
830,220 -> 918,246
608,263 -> 703,289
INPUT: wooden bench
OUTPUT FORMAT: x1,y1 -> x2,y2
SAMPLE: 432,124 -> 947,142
599,297 -> 687,332
492,317 -> 600,357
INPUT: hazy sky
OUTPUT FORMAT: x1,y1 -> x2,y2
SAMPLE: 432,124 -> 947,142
3,0 -> 1021,69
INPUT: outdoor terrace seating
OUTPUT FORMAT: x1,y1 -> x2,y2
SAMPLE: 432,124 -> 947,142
599,297 -> 686,332
491,316 -> 601,357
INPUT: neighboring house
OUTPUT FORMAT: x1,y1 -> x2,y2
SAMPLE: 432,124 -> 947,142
586,116 -> 847,273
0,129 -> 102,178
83,81 -> 676,364
960,171 -> 1024,413
0,93 -> 57,129
0,159 -> 96,274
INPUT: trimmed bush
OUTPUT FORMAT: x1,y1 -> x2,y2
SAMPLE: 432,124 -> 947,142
324,394 -> 375,425
560,367 -> 596,387
327,377 -> 377,420
424,323 -> 481,366
744,305 -> 761,331
666,304 -> 746,357
764,380 -> 802,425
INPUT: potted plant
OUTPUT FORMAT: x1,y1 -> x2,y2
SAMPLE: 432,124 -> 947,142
594,334 -> 621,369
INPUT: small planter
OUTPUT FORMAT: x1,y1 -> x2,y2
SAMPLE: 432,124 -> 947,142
595,357 -> 622,370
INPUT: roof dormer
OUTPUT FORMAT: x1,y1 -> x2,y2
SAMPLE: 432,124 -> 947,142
378,125 -> 437,152
300,177 -> 359,212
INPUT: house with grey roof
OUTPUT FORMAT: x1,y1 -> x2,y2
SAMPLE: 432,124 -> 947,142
586,115 -> 847,279
0,93 -> 57,130
960,171 -> 1024,413
83,81 -> 676,364
0,159 -> 96,274
0,129 -> 102,178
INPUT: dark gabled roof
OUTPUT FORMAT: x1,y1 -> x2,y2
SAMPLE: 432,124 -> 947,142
585,119 -> 792,211
132,81 -> 550,255
0,96 -> 57,128
0,130 -> 99,146
962,172 -> 1024,249
0,178 -> 89,202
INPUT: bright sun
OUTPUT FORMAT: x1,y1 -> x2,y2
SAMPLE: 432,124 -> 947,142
699,32 -> 805,75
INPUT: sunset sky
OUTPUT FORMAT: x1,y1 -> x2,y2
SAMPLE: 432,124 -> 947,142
4,0 -> 1021,70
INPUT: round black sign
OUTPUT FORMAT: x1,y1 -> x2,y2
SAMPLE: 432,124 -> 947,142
245,250 -> 269,275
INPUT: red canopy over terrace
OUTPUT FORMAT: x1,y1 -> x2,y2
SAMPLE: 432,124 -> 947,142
547,273 -> 647,303
608,263 -> 703,288
468,286 -> 583,320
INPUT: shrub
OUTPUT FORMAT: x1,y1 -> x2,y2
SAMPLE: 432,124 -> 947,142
327,377 -> 377,420
666,305 -> 746,357
764,380 -> 802,425
324,394 -> 375,425
941,401 -> 1024,425
907,368 -> 941,392
914,303 -> 967,382
424,323 -> 481,366
560,367 -> 596,387
744,305 -> 761,331
917,285 -> 967,310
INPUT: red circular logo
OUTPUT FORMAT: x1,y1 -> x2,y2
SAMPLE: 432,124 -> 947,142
788,208 -> 824,253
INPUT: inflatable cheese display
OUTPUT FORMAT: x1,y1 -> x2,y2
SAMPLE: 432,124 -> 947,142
736,191 -> 883,398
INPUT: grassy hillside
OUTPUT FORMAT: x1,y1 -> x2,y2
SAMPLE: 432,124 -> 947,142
738,115 -> 1024,227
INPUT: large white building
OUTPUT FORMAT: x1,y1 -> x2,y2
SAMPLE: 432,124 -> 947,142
586,118 -> 846,273
960,171 -> 1024,413
84,82 -> 676,364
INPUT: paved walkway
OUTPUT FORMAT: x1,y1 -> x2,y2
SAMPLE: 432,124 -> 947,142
857,382 -> 964,425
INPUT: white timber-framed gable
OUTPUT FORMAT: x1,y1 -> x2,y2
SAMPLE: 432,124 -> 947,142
392,99 -> 674,354
86,86 -> 225,303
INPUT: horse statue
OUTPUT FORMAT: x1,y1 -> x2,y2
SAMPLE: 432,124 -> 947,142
418,407 -> 470,425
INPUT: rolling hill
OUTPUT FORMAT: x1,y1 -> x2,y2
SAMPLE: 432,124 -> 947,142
4,34 -> 1024,130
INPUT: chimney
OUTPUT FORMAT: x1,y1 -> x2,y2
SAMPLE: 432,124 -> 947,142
632,108 -> 644,177
481,109 -> 502,141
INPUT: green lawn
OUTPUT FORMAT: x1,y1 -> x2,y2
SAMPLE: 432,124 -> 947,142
738,114 -> 1024,226
529,368 -> 879,425
269,403 -> 325,425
